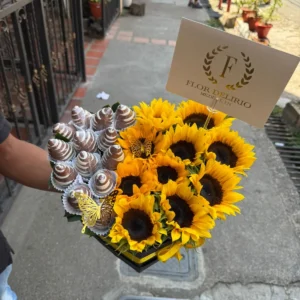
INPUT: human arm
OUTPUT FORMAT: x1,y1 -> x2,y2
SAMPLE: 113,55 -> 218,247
0,133 -> 53,191
0,113 -> 54,191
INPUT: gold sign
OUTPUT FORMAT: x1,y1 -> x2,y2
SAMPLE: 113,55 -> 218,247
166,18 -> 300,127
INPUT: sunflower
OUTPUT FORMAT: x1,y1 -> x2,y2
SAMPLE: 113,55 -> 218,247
118,120 -> 161,160
177,100 -> 234,129
155,123 -> 208,165
160,181 -> 215,245
109,194 -> 167,252
189,159 -> 244,220
142,154 -> 189,191
133,98 -> 181,131
205,128 -> 256,175
116,158 -> 152,198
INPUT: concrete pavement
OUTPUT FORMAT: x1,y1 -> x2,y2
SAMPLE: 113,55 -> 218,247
2,1 -> 300,299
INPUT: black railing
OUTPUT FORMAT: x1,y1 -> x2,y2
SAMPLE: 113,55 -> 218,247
0,0 -> 85,223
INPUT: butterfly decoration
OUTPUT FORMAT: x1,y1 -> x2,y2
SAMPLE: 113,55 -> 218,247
130,138 -> 152,158
97,190 -> 118,227
74,190 -> 118,233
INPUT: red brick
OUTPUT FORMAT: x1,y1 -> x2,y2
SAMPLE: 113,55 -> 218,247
86,66 -> 97,76
151,39 -> 167,45
118,31 -> 133,36
66,99 -> 82,112
106,33 -> 115,40
85,57 -> 101,66
117,35 -> 132,42
168,40 -> 176,46
86,51 -> 104,58
90,44 -> 106,52
73,87 -> 87,99
93,39 -> 109,48
133,37 -> 149,44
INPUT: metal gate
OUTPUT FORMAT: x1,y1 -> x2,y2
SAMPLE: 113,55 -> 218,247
0,0 -> 85,223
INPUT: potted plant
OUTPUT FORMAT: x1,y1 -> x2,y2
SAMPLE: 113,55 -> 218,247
255,0 -> 282,39
239,0 -> 257,22
248,15 -> 262,31
247,0 -> 261,31
89,0 -> 102,20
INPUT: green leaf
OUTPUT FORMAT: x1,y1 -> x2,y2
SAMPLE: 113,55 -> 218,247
64,211 -> 72,218
186,165 -> 200,174
66,215 -> 82,222
54,133 -> 70,143
84,227 -> 96,237
111,102 -> 120,112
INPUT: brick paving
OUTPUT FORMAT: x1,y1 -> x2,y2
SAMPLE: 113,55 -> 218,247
61,22 -> 177,123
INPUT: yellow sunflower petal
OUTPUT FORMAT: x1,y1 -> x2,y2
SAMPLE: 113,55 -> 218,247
205,128 -> 256,175
190,159 -> 245,220
171,229 -> 181,241
133,98 -> 181,131
160,181 -> 215,244
116,120 -> 161,159
155,124 -> 209,165
176,100 -> 233,130
181,231 -> 190,245
109,194 -> 165,252
116,158 -> 153,198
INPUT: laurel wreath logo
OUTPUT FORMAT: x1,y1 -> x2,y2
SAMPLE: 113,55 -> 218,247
226,52 -> 254,91
203,47 -> 254,90
203,45 -> 228,84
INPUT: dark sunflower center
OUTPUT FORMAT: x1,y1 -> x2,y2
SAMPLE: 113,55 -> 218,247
208,142 -> 238,168
170,141 -> 196,161
168,195 -> 194,227
122,209 -> 153,242
200,174 -> 223,206
120,176 -> 141,197
184,113 -> 214,129
157,166 -> 178,184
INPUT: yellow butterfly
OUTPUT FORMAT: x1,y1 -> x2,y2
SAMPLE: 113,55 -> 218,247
73,190 -> 118,233
130,138 -> 152,158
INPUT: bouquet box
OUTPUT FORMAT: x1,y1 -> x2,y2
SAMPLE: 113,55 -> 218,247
51,100 -> 256,274
94,235 -> 172,273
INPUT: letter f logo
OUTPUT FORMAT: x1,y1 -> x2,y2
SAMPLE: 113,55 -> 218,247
220,55 -> 238,78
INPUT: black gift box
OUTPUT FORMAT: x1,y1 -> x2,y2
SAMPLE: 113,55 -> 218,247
94,235 -> 172,273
